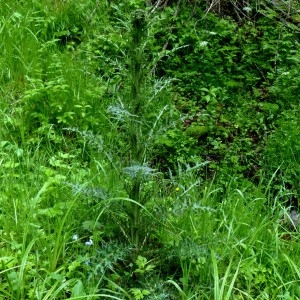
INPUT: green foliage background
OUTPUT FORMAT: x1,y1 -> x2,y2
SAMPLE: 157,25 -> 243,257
0,0 -> 300,299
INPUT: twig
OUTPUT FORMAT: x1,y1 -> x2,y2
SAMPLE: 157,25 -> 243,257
150,0 -> 182,75
162,0 -> 182,52
150,0 -> 165,14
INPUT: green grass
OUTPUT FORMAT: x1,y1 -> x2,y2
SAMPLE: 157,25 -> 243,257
0,141 -> 299,298
0,1 -> 300,299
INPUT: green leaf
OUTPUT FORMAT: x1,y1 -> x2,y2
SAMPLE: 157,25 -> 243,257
71,280 -> 86,297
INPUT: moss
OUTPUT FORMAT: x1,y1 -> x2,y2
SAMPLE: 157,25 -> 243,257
185,125 -> 210,138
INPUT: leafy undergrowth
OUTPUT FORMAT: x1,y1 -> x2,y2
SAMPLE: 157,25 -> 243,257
0,147 -> 299,299
0,0 -> 299,299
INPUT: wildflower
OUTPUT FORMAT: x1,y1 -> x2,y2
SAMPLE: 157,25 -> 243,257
175,187 -> 180,192
199,41 -> 208,47
72,234 -> 79,241
243,6 -> 252,12
85,239 -> 93,246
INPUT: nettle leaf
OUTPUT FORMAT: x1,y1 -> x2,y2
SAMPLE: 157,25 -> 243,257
38,202 -> 68,218
82,220 -> 102,231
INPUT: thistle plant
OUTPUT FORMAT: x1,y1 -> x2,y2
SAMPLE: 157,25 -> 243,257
107,8 -> 168,250
124,10 -> 154,249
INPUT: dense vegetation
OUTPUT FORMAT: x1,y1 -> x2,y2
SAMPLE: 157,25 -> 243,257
0,0 -> 299,298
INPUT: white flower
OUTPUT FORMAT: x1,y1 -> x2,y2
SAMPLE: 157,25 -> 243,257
243,6 -> 252,12
199,41 -> 208,47
72,234 -> 79,241
85,239 -> 93,246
